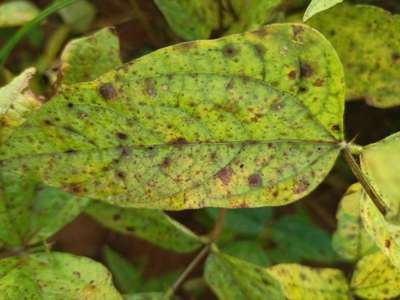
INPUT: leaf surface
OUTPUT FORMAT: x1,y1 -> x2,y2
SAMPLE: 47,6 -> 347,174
305,4 -> 400,107
303,0 -> 343,21
124,293 -> 163,300
0,24 -> 344,210
332,183 -> 377,261
0,252 -> 122,300
58,0 -> 95,33
351,252 -> 400,299
0,0 -> 39,27
87,201 -> 203,252
268,264 -> 351,299
204,252 -> 285,300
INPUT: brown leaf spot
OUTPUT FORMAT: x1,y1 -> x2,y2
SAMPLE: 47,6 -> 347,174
67,183 -> 82,195
217,166 -> 233,186
248,173 -> 262,187
161,157 -> 171,168
385,239 -> 391,248
392,52 -> 400,62
116,132 -> 128,140
293,180 -> 309,194
292,25 -> 304,40
223,44 -> 238,58
67,102 -> 74,109
144,78 -> 157,97
169,137 -> 188,145
116,171 -> 126,179
288,70 -> 297,80
98,82 -> 117,100
313,79 -> 324,86
300,62 -> 314,78
331,124 -> 340,132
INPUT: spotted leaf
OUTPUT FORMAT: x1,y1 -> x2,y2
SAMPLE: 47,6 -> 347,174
0,23 -> 345,210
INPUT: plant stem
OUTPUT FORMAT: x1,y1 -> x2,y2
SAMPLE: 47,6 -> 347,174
342,144 -> 387,215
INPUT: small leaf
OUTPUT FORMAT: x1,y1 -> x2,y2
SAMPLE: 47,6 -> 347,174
268,264 -> 351,299
0,252 -> 122,299
0,176 -> 89,247
0,0 -> 39,27
124,293 -> 163,300
305,4 -> 400,107
86,201 -> 203,252
359,132 -> 400,268
303,0 -> 343,21
351,252 -> 400,299
0,24 -> 345,210
153,0 -> 219,40
332,183 -> 377,261
103,246 -> 143,294
222,240 -> 270,266
269,211 -> 338,263
0,67 -> 41,143
58,0 -> 96,33
59,27 -> 122,85
204,252 -> 285,300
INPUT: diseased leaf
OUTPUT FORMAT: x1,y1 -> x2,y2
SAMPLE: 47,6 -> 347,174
0,67 -> 41,143
303,0 -> 343,21
59,27 -> 122,85
0,252 -> 122,300
332,183 -> 377,261
103,246 -> 143,294
305,4 -> 400,107
154,0 -> 219,40
268,264 -> 351,299
359,132 -> 400,268
124,293 -> 163,300
87,201 -> 203,253
0,0 -> 39,27
269,212 -> 338,263
0,24 -> 345,210
351,252 -> 400,299
204,252 -> 285,300
0,175 -> 88,247
222,240 -> 270,266
58,0 -> 96,33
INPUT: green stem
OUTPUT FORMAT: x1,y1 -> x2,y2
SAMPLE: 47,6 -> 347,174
0,0 -> 78,66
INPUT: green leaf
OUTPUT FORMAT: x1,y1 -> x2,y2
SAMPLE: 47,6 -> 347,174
305,4 -> 400,108
0,175 -> 89,247
58,0 -> 96,33
0,23 -> 345,210
269,211 -> 338,263
359,132 -> 400,268
204,252 -> 285,300
124,294 -> 163,300
0,252 -> 122,299
222,240 -> 270,266
0,0 -> 39,27
0,67 -> 41,144
103,246 -> 143,294
332,183 -> 377,261
154,0 -> 219,40
206,207 -> 272,236
303,0 -> 343,21
59,27 -> 122,85
86,201 -> 203,252
268,264 -> 351,299
351,252 -> 400,299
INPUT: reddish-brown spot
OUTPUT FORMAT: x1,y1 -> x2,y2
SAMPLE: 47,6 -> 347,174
293,180 -> 309,194
116,132 -> 128,140
116,171 -> 126,179
169,137 -> 188,145
288,70 -> 297,79
331,124 -> 340,132
98,83 -> 117,100
385,239 -> 391,248
392,52 -> 400,62
43,119 -> 52,125
272,191 -> 279,197
300,62 -> 314,78
67,102 -> 74,109
223,44 -> 238,58
161,157 -> 171,168
217,166 -> 233,186
248,173 -> 262,187
68,184 -> 82,194
313,79 -> 324,86
292,25 -> 304,39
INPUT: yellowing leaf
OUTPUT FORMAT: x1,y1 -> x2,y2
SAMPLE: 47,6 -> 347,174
86,201 -> 204,252
59,27 -> 122,85
0,24 -> 345,210
0,252 -> 122,300
268,264 -> 351,299
0,67 -> 41,143
305,4 -> 400,107
303,0 -> 343,21
351,252 -> 400,299
204,252 -> 285,300
359,132 -> 400,268
0,0 -> 39,27
332,183 -> 377,261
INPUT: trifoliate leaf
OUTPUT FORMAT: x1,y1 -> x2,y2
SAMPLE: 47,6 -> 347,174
351,252 -> 400,299
0,67 -> 41,143
87,201 -> 204,253
59,27 -> 122,85
268,264 -> 351,299
0,0 -> 39,27
0,23 -> 345,210
332,183 -> 377,261
305,4 -> 400,107
303,0 -> 343,21
0,252 -> 122,300
204,252 -> 285,300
